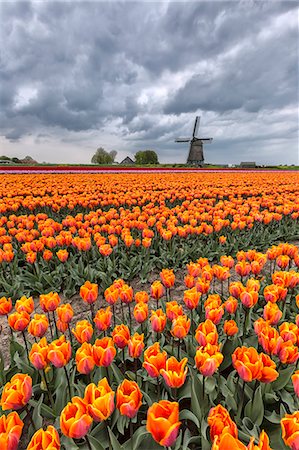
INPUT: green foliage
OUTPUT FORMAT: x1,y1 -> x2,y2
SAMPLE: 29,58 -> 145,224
134,150 -> 159,165
91,148 -> 117,165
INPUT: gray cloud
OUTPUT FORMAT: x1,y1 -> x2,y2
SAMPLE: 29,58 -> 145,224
0,1 -> 298,164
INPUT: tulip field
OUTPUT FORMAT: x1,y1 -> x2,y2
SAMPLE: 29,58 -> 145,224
1,170 -> 299,450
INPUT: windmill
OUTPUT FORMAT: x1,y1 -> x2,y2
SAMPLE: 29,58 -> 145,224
175,116 -> 213,166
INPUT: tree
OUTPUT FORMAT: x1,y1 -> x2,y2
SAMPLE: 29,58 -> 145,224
91,148 -> 117,165
134,150 -> 159,165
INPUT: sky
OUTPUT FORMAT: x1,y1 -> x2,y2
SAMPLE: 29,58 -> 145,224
0,0 -> 298,165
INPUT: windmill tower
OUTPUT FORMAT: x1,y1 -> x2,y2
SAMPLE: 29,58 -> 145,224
175,116 -> 213,166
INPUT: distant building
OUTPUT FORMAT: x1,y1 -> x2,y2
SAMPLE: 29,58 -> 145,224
120,156 -> 135,165
0,158 -> 13,165
240,162 -> 256,168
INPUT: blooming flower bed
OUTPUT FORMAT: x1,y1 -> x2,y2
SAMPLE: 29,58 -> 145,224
0,172 -> 298,449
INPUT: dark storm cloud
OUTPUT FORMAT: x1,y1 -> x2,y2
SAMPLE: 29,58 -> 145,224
0,1 -> 298,164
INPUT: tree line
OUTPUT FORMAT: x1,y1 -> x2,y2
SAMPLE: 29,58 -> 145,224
91,148 -> 159,165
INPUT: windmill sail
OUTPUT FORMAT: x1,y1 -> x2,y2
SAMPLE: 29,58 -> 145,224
175,115 -> 212,167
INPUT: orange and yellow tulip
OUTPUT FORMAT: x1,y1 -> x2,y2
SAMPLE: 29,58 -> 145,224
26,425 -> 60,450
1,374 -> 32,411
0,411 -> 24,450
116,379 -> 142,418
60,396 -> 93,439
160,356 -> 188,388
146,400 -> 181,447
84,378 -> 115,422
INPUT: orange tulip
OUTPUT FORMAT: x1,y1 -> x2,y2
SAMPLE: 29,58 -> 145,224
224,297 -> 238,314
263,302 -> 282,325
195,344 -> 223,376
220,255 -> 235,269
116,379 -> 142,418
229,281 -> 244,299
279,322 -> 298,344
84,378 -> 115,422
28,314 -> 49,338
94,306 -> 112,332
48,335 -> 71,368
160,356 -> 188,388
93,337 -> 116,367
76,342 -> 95,374
258,353 -> 278,383
57,319 -> 68,333
134,291 -> 149,303
171,314 -> 190,339
258,323 -> 279,355
133,302 -> 148,323
235,261 -> 251,277
274,338 -> 299,364
99,243 -> 113,256
56,249 -> 69,262
195,278 -> 211,295
183,287 -> 201,310
160,268 -> 175,289
60,396 -> 93,439
15,296 -> 34,314
150,309 -> 167,333
205,306 -> 224,325
29,337 -> 49,370
143,342 -> 167,378
104,286 -> 119,305
119,284 -> 134,304
80,280 -> 98,304
166,301 -> 183,321
208,404 -> 238,441
240,290 -> 258,308
1,373 -> 32,411
232,347 -> 263,382
8,311 -> 30,332
56,303 -> 74,323
281,411 -> 299,450
26,425 -> 60,450
195,319 -> 219,346
40,292 -> 60,312
146,400 -> 181,447
0,411 -> 24,450
72,320 -> 93,344
247,430 -> 272,450
0,296 -> 12,315
112,324 -> 130,349
223,320 -> 239,336
128,333 -> 144,359
184,274 -> 195,288
150,280 -> 164,300
43,249 -> 53,261
211,433 -> 247,449
187,262 -> 201,277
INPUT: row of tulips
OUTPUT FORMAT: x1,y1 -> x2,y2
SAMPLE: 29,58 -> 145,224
1,173 -> 299,298
0,242 -> 299,448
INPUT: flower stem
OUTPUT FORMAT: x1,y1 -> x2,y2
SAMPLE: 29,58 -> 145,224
25,404 -> 37,431
21,331 -> 29,360
41,369 -> 55,411
63,366 -> 72,401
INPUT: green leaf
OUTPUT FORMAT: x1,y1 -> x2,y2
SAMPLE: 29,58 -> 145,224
272,366 -> 294,391
180,409 -> 200,428
244,385 -> 264,427
107,426 -> 124,450
31,394 -> 44,430
111,362 -> 125,385
29,398 -> 56,419
190,369 -> 203,422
